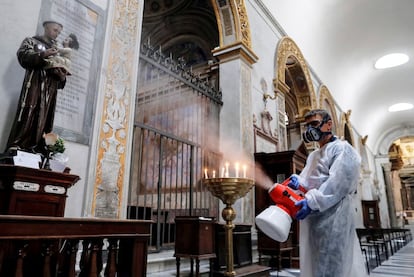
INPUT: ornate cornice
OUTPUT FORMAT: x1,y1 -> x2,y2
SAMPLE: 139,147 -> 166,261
212,41 -> 258,65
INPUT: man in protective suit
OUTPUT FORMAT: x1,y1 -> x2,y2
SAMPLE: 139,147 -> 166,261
5,20 -> 66,154
288,109 -> 368,277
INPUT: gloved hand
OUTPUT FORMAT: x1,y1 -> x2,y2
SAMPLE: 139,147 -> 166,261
295,199 -> 312,220
288,174 -> 300,190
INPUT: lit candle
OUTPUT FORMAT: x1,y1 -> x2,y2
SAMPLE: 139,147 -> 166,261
204,168 -> 208,179
235,162 -> 239,178
225,162 -> 229,178
213,170 -> 216,178
243,164 -> 247,178
221,167 -> 225,178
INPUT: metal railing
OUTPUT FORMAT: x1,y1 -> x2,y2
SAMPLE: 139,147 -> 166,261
128,43 -> 222,251
129,124 -> 221,250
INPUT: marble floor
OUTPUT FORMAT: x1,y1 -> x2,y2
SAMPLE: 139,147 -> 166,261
369,239 -> 414,277
270,236 -> 414,277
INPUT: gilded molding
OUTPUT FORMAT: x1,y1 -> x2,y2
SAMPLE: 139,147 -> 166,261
92,0 -> 140,218
344,109 -> 352,123
210,0 -> 224,46
233,0 -> 251,48
211,0 -> 255,56
340,109 -> 355,145
318,84 -> 339,133
274,37 -> 317,111
361,135 -> 368,146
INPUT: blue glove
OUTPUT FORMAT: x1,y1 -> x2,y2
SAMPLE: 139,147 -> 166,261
288,174 -> 300,190
295,199 -> 312,220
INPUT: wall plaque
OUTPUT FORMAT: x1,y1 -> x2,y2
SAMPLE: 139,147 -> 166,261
38,0 -> 106,144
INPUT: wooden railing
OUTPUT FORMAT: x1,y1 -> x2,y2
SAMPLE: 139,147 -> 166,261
0,215 -> 151,277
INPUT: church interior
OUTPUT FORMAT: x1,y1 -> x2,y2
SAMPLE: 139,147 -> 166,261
0,0 -> 413,276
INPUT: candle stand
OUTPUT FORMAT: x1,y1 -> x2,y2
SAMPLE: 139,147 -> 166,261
204,177 -> 254,277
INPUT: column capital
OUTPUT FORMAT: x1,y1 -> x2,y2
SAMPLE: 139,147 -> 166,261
212,41 -> 258,65
381,162 -> 392,172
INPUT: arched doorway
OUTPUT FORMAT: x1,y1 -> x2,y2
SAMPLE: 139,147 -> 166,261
389,137 -> 414,220
375,127 -> 414,227
129,0 -> 254,251
273,36 -> 317,151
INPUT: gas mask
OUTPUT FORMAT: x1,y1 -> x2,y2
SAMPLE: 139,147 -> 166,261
302,120 -> 331,143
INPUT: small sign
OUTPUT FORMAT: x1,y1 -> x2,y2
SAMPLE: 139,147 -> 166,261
44,185 -> 66,194
13,151 -> 42,169
13,181 -> 40,192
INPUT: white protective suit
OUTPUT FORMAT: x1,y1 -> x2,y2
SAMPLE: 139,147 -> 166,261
297,139 -> 368,277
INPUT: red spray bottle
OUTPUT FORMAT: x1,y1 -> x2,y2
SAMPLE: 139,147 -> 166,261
255,177 -> 306,242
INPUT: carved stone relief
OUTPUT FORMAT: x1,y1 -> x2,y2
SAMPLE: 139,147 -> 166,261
92,0 -> 141,218
234,0 -> 252,48
260,110 -> 273,136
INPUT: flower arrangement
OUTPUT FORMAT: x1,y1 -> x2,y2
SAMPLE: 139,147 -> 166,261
50,137 -> 65,155
42,133 -> 67,171
43,132 -> 65,155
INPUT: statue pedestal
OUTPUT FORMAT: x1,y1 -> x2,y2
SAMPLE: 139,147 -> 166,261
0,164 -> 80,217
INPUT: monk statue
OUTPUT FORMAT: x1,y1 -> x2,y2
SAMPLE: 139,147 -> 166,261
5,20 -> 67,155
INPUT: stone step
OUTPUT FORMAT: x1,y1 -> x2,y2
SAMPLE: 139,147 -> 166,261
213,264 -> 271,277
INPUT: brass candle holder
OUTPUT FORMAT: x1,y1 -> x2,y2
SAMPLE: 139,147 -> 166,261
204,177 -> 254,277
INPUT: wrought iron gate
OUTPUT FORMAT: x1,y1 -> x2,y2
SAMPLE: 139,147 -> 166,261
128,42 -> 222,250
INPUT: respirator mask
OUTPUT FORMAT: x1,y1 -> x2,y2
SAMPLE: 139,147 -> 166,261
302,118 -> 331,143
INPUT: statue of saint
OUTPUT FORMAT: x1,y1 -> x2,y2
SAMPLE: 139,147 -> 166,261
44,33 -> 79,76
5,20 -> 68,154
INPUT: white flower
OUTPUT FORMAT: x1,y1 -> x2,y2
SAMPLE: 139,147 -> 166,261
43,132 -> 59,146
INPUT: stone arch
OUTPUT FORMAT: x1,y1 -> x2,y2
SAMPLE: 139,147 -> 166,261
272,36 -> 317,151
375,127 -> 414,216
142,1 -> 220,66
376,125 -> 414,155
274,37 -> 317,120
210,0 -> 252,48
318,85 -> 339,135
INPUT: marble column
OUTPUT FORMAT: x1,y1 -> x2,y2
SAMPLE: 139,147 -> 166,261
85,0 -> 144,218
361,170 -> 374,200
382,163 -> 398,227
213,42 -> 257,224
407,186 -> 413,210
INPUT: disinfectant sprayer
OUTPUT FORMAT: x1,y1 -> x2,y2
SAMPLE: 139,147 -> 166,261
255,177 -> 306,242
